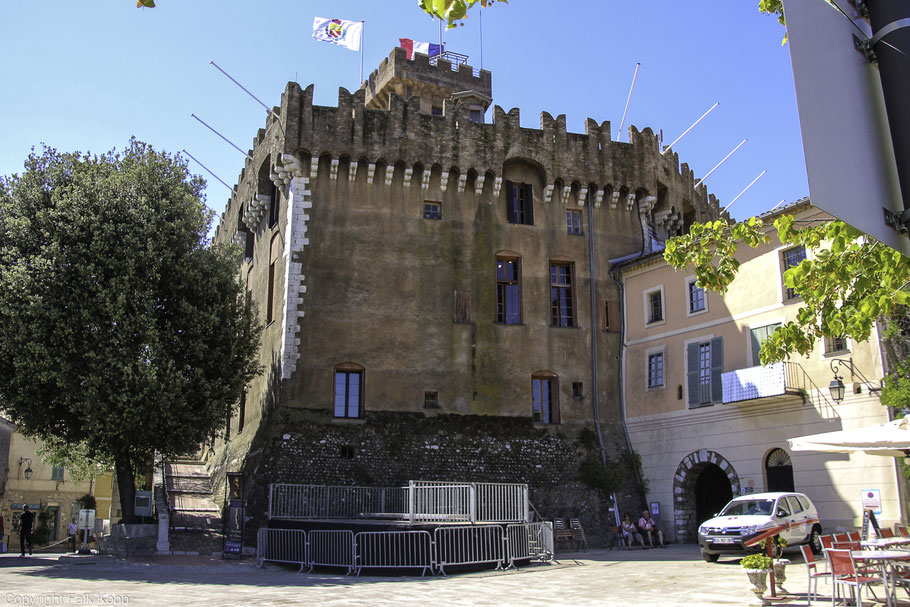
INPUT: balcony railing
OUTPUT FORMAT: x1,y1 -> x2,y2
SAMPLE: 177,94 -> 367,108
721,362 -> 818,405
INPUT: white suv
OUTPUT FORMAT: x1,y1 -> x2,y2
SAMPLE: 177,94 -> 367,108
698,492 -> 823,562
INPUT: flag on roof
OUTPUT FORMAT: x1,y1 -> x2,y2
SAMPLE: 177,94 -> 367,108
399,38 -> 444,60
313,17 -> 363,51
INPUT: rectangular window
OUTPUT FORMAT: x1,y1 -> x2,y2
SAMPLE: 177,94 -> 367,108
51,466 -> 64,481
268,182 -> 281,228
453,290 -> 472,323
431,106 -> 443,116
647,352 -> 664,389
572,382 -> 584,398
423,391 -> 439,408
782,246 -> 806,300
505,181 -> 534,225
244,230 -> 254,262
647,290 -> 663,324
469,108 -> 483,123
825,335 -> 848,354
687,337 -> 723,407
604,300 -> 620,332
750,323 -> 781,365
532,376 -> 559,423
496,257 -> 521,324
266,262 -> 276,324
334,370 -> 363,418
688,280 -> 706,314
424,201 -> 442,219
566,210 -> 582,235
550,262 -> 575,327
238,391 -> 246,432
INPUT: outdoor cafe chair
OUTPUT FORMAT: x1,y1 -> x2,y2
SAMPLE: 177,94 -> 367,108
848,532 -> 861,542
881,528 -> 895,539
897,524 -> 909,538
826,548 -> 883,607
801,544 -> 832,605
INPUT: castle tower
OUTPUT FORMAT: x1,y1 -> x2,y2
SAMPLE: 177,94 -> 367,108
362,47 -> 493,121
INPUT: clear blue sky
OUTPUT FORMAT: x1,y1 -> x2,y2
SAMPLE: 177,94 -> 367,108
0,1 -> 804,227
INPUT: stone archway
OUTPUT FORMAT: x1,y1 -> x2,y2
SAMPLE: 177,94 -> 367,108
673,449 -> 741,543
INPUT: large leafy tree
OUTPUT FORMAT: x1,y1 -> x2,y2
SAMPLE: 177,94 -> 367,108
0,140 -> 261,522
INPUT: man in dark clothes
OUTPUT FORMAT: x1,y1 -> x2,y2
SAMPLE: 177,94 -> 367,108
19,505 -> 35,556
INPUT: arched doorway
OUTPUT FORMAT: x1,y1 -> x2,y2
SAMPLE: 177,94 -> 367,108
765,448 -> 795,492
672,450 -> 741,543
695,464 -> 733,524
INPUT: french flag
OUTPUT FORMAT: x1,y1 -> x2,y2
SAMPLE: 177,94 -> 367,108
399,38 -> 444,60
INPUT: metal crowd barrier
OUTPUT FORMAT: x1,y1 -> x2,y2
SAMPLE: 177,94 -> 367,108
256,528 -> 308,571
355,530 -> 435,576
269,481 -> 530,524
309,529 -> 356,574
256,523 -> 550,576
434,524 -> 506,576
505,522 -> 554,568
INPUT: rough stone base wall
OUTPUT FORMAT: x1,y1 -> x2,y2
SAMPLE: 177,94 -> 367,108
240,409 -> 627,547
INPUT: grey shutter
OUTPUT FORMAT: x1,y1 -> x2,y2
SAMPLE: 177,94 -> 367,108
686,342 -> 700,407
504,180 -> 514,222
525,183 -> 534,225
710,336 -> 724,403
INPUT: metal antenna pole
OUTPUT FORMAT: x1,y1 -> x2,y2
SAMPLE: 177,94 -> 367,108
662,102 -> 720,155
182,149 -> 234,191
359,22 -> 365,84
210,61 -> 280,122
695,138 -> 748,188
191,114 -> 251,159
723,170 -> 767,212
617,62 -> 641,142
771,199 -> 787,211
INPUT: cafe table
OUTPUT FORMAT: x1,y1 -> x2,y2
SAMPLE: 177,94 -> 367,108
851,549 -> 910,607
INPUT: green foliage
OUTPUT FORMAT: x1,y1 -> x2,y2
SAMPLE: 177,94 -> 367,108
417,0 -> 506,29
137,0 -> 155,7
37,437 -> 112,483
0,140 -> 262,521
578,454 -> 619,499
741,552 -> 773,570
758,0 -> 786,44
664,216 -> 910,365
77,494 -> 97,511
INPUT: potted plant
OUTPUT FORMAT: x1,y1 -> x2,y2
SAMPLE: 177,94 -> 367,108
740,553 -> 773,598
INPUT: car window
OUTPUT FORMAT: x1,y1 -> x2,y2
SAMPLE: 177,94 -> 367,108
776,497 -> 792,517
786,496 -> 803,514
797,495 -> 812,511
720,499 -> 774,516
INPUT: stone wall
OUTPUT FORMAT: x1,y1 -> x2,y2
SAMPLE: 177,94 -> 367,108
240,409 -> 626,547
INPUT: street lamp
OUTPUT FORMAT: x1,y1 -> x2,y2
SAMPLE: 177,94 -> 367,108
18,457 -> 32,481
828,357 -> 881,404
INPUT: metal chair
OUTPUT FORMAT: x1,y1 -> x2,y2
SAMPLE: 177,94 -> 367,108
801,544 -> 832,605
569,518 -> 588,552
826,548 -> 883,607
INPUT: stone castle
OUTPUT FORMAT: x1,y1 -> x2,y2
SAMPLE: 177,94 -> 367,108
209,47 -> 724,545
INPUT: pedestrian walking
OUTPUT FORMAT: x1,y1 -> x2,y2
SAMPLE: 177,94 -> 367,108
68,517 -> 78,552
19,505 -> 35,556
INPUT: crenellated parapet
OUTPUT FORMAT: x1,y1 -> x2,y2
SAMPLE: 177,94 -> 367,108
215,53 -> 726,240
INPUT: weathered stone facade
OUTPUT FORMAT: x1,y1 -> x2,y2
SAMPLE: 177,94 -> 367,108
208,47 -> 722,546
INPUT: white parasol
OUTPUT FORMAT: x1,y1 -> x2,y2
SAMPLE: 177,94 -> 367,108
788,417 -> 910,458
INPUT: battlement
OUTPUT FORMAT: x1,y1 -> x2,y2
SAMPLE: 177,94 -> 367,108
362,47 -> 492,113
215,56 -> 725,240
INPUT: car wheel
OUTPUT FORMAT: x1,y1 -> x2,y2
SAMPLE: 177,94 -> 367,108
702,550 -> 719,562
809,526 -> 823,555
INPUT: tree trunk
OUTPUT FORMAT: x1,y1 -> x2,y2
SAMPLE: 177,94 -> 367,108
114,452 -> 137,524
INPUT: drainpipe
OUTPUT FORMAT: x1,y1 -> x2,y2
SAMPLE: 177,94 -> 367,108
585,188 -> 608,470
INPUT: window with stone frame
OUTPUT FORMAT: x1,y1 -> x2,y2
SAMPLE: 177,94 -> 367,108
268,180 -> 281,228
781,246 -> 807,300
687,279 -> 706,314
334,363 -> 365,418
424,201 -> 442,219
647,351 -> 665,389
496,256 -> 521,324
566,210 -> 582,235
505,181 -> 533,225
532,372 -> 560,424
550,262 -> 575,327
686,337 -> 723,407
824,335 -> 849,354
645,288 -> 664,324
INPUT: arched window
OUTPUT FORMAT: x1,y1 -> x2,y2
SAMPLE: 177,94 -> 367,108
765,448 -> 794,492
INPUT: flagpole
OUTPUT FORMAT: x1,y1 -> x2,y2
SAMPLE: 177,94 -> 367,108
359,21 -> 365,85
479,10 -> 484,70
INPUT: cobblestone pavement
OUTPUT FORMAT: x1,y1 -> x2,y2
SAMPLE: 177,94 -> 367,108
0,545 -> 897,607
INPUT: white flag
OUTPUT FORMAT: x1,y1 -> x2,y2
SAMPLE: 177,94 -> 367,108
313,17 -> 363,52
